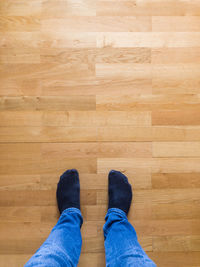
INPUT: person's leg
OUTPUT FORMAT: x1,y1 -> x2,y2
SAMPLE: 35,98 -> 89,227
25,169 -> 82,267
103,170 -> 156,267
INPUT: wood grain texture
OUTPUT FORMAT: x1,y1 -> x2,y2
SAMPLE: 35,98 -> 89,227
0,0 -> 200,266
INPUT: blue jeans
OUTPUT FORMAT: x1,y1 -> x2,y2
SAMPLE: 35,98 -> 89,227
25,208 -> 156,267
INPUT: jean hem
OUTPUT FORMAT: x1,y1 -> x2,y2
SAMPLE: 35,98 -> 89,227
106,208 -> 127,218
104,208 -> 127,237
62,207 -> 82,216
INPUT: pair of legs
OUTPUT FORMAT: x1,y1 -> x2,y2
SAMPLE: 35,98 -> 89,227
25,169 -> 156,267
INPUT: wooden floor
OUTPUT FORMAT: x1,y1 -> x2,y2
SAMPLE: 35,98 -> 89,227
1,0 -> 200,266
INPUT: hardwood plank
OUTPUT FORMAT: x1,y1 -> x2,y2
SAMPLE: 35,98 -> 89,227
41,31 -> 96,48
42,0 -> 96,17
152,64 -> 200,94
0,16 -> 40,32
0,63 -> 95,82
95,47 -> 151,64
79,253 -> 105,267
0,31 -> 96,49
97,0 -> 200,16
0,48 -> 41,64
152,110 -> 200,125
0,111 -> 42,126
0,96 -> 96,111
40,46 -> 151,65
41,77 -> 152,96
153,142 -> 200,157
0,222 -> 54,240
133,219 -> 200,236
41,16 -> 151,32
0,143 -> 41,160
153,235 -> 200,252
152,173 -> 200,189
0,207 -> 41,222
0,111 -> 151,126
152,203 -> 200,220
0,175 -> 40,191
0,79 -> 42,97
0,255 -> 31,267
97,94 -> 200,111
0,111 -> 97,126
0,0 -> 42,16
0,32 -> 40,50
0,156 -> 97,174
152,48 -> 200,64
97,32 -> 200,48
148,252 -> 200,267
40,47 -> 96,64
98,126 -> 200,142
0,127 -> 97,142
0,239 -> 46,254
95,111 -> 151,126
152,16 -> 200,32
96,63 -> 151,79
2,125 -> 200,142
41,142 -> 152,159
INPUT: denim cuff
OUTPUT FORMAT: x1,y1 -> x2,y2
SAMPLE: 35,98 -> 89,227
61,207 -> 83,227
106,208 -> 127,219
103,208 -> 128,237
62,207 -> 82,216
